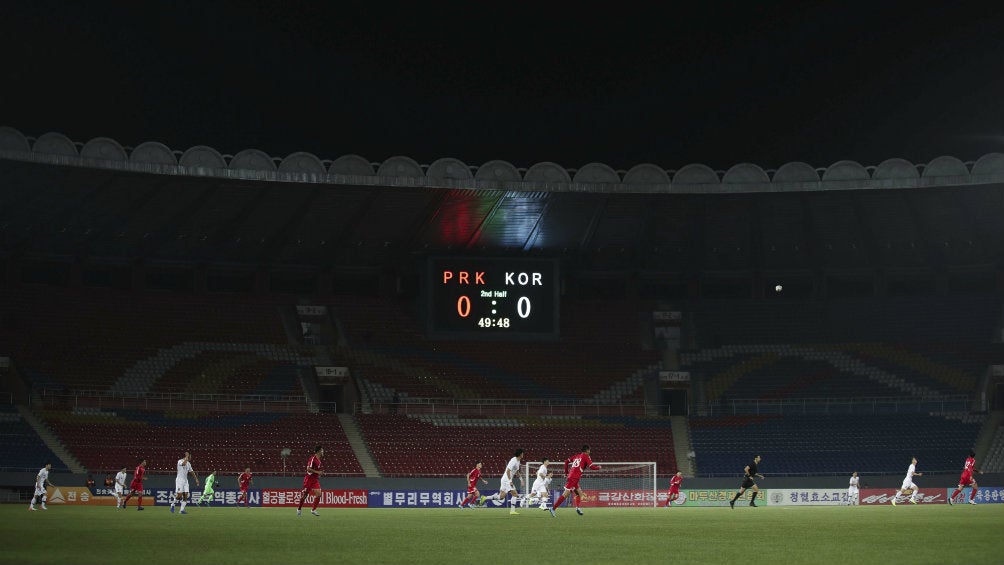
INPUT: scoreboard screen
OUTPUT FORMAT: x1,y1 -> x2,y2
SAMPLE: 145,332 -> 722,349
425,257 -> 560,339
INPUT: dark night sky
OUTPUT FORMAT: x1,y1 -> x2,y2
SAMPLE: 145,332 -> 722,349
2,1 -> 1003,171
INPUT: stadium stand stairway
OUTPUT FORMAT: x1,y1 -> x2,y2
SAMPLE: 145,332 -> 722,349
670,415 -> 695,476
15,403 -> 85,473
338,413 -> 380,477
978,411 -> 1004,473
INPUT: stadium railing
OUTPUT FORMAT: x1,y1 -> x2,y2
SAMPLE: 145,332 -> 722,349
702,394 -> 971,416
361,398 -> 656,417
0,488 -> 33,502
35,388 -> 327,414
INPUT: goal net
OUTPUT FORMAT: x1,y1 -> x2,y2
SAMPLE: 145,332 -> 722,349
521,461 -> 657,508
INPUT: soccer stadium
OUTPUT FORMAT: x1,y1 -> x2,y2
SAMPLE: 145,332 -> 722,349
1,125 -> 1002,564
3,4 -> 1004,564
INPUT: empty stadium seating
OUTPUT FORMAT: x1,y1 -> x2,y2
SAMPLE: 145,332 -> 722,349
689,412 -> 985,475
683,343 -> 995,403
355,413 -> 676,477
39,408 -> 362,476
330,294 -> 661,403
0,286 -> 310,395
689,294 -> 1002,346
0,404 -> 68,472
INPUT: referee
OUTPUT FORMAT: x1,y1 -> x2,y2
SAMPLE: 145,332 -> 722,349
730,455 -> 764,508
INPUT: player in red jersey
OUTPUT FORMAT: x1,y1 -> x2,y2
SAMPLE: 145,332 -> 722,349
237,467 -> 253,508
459,461 -> 488,508
948,450 -> 982,505
297,445 -> 324,516
551,445 -> 600,517
121,458 -> 147,511
665,471 -> 684,507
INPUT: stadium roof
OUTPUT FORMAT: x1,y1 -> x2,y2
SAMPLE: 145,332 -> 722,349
3,126 -> 1003,194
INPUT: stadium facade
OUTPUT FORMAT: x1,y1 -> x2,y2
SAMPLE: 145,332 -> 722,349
1,126 -> 1002,498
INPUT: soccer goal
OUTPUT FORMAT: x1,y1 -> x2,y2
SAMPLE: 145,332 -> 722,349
521,461 -> 658,507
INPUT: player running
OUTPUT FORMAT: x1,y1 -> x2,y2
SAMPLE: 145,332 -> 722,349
170,451 -> 200,514
847,472 -> 860,505
665,471 -> 683,507
121,458 -> 147,511
480,448 -> 525,515
552,445 -> 601,517
459,461 -> 488,508
197,470 -> 217,506
730,455 -> 764,508
113,466 -> 128,508
529,458 -> 553,510
28,462 -> 53,511
891,457 -> 922,506
237,467 -> 253,508
297,445 -> 324,516
948,450 -> 982,505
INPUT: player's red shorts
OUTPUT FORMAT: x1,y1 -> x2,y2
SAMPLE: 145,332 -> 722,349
239,486 -> 249,494
129,480 -> 143,492
669,486 -> 680,495
564,477 -> 581,491
467,486 -> 478,494
303,476 -> 320,490
958,473 -> 974,487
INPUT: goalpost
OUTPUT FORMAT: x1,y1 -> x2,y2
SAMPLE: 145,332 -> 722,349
522,461 -> 658,508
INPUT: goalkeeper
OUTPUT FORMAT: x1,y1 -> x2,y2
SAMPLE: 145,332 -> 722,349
197,470 -> 217,506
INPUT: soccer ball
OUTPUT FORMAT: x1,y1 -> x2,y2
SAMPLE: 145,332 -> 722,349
774,284 -> 782,292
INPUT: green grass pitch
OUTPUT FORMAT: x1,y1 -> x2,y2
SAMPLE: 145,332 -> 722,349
2,504 -> 1002,565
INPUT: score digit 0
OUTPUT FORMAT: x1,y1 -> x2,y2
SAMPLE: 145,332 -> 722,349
518,296 -> 531,318
457,295 -> 471,317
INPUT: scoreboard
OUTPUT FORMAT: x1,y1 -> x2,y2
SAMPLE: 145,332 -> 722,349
425,257 -> 560,339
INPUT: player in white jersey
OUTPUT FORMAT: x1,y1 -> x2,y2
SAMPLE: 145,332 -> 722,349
846,471 -> 860,505
529,458 -> 553,510
29,462 -> 53,511
479,448 -> 524,514
113,466 -> 128,508
170,451 -> 200,514
891,457 -> 922,506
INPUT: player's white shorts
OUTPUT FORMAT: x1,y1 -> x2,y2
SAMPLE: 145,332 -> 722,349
900,480 -> 917,491
176,479 -> 190,494
500,477 -> 515,493
531,480 -> 549,497
34,486 -> 46,497
114,485 -> 124,495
